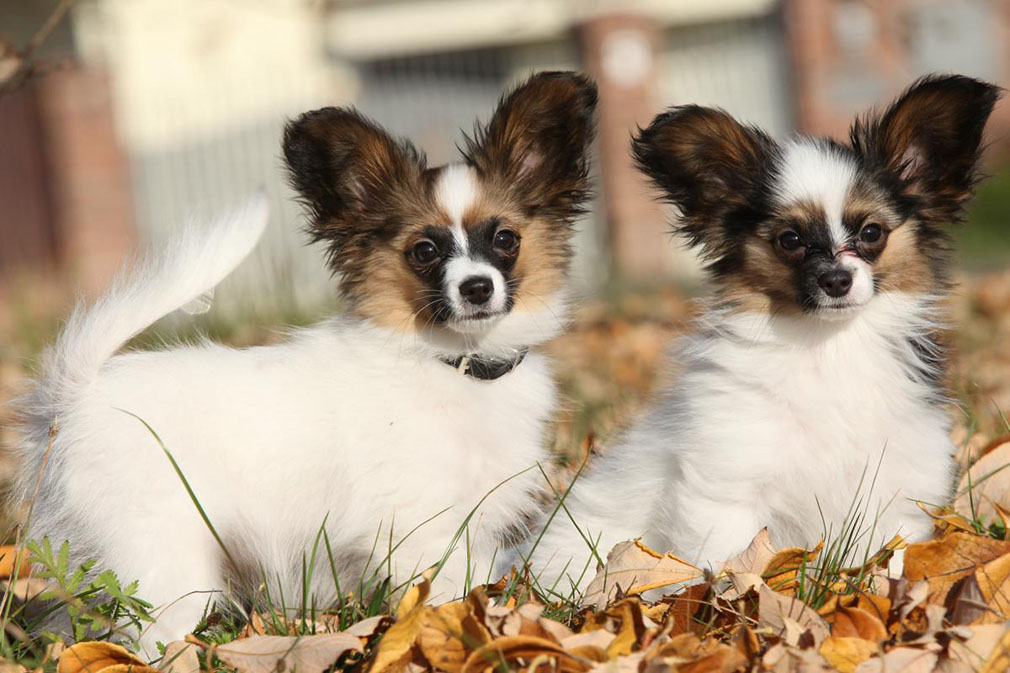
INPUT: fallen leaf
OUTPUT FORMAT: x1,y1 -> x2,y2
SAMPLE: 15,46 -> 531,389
758,583 -> 829,647
820,636 -> 879,673
831,606 -> 887,641
947,624 -> 1009,669
720,528 -> 777,576
370,607 -> 429,673
0,546 -> 28,579
904,532 -> 1010,602
582,539 -> 702,608
955,440 -> 1010,522
158,642 -> 199,673
59,642 -> 155,673
343,615 -> 387,638
981,627 -> 1010,673
948,573 -> 992,625
416,601 -> 489,673
973,550 -> 1010,624
853,647 -> 938,673
763,541 -> 824,593
213,634 -> 361,673
461,636 -> 587,673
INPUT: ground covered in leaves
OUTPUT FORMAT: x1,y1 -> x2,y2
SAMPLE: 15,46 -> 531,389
3,270 -> 1010,672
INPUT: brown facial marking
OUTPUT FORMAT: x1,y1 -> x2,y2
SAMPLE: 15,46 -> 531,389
872,224 -> 934,294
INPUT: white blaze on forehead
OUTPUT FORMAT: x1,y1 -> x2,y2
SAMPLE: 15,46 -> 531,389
436,163 -> 479,253
774,140 -> 858,249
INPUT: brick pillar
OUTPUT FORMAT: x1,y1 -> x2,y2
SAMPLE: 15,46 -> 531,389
36,67 -> 135,295
782,0 -> 909,138
580,14 -> 671,280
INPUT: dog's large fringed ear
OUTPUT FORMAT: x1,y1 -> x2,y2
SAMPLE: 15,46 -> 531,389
850,74 -> 1001,223
632,105 -> 776,259
464,71 -> 597,224
283,108 -> 427,249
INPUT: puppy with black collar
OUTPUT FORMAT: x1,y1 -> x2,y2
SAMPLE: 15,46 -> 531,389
12,72 -> 596,650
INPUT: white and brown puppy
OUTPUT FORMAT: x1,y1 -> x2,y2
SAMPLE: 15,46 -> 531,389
528,75 -> 1000,593
12,72 -> 596,650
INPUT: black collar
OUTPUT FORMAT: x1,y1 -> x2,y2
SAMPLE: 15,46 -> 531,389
440,348 -> 529,381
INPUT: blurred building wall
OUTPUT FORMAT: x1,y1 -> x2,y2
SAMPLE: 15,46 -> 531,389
2,0 -> 1008,319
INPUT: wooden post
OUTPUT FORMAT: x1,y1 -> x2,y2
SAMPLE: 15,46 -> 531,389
580,13 -> 673,281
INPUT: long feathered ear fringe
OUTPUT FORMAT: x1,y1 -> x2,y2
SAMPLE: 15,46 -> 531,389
849,74 -> 1002,226
463,71 -> 598,225
282,107 -> 428,274
631,105 -> 778,261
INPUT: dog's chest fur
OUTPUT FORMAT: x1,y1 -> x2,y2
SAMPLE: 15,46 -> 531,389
641,293 -> 954,555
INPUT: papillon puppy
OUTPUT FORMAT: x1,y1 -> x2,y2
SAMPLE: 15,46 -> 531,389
12,71 -> 596,650
527,75 -> 1000,593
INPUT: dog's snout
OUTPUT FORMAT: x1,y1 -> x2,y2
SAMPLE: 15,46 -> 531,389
818,269 -> 853,298
459,276 -> 493,305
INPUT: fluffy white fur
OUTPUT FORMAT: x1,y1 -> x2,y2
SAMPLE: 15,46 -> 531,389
526,137 -> 958,594
528,290 -> 951,592
12,194 -> 565,653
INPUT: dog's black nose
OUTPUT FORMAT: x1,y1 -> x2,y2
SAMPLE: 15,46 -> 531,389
818,269 -> 853,298
459,276 -> 493,305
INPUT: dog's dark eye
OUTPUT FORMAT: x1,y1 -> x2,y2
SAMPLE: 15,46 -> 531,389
493,228 -> 520,253
777,230 -> 803,252
859,222 -> 883,243
408,240 -> 440,266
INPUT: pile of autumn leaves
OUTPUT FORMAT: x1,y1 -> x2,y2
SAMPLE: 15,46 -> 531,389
12,439 -> 1010,673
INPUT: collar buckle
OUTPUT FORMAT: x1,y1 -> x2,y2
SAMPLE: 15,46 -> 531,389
441,348 -> 529,381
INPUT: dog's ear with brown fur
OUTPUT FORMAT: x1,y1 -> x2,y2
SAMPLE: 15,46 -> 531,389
850,74 -> 1001,223
283,108 -> 427,256
632,105 -> 777,260
464,71 -> 597,224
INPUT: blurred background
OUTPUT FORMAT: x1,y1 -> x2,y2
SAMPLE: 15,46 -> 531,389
1,0 -> 1009,467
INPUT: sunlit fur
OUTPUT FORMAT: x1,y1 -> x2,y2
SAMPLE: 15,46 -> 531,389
11,72 -> 596,652
526,75 -> 1000,592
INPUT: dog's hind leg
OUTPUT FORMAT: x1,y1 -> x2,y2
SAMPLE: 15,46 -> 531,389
101,520 -> 226,657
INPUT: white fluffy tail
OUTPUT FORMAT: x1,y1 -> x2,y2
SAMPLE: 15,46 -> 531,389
36,194 -> 270,412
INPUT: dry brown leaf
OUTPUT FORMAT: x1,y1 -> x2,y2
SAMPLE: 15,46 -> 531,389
343,615 -> 387,638
948,573 -> 992,625
980,627 -> 1010,673
820,636 -> 879,673
558,630 -> 615,652
582,540 -> 702,608
763,541 -> 824,593
58,642 -> 155,673
720,528 -> 777,576
0,546 -> 27,580
853,647 -> 938,673
1,577 -> 48,602
536,617 -> 574,644
215,634 -> 361,673
973,551 -> 1010,624
416,601 -> 489,673
947,624 -> 1009,669
758,583 -> 829,648
831,606 -> 888,642
955,440 -> 1010,521
0,662 -> 27,673
904,532 -> 1010,602
158,642 -> 198,673
370,606 -> 429,673
397,579 -> 430,620
647,634 -> 746,673
460,635 -> 587,673
602,601 -> 644,659
213,634 -> 361,673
